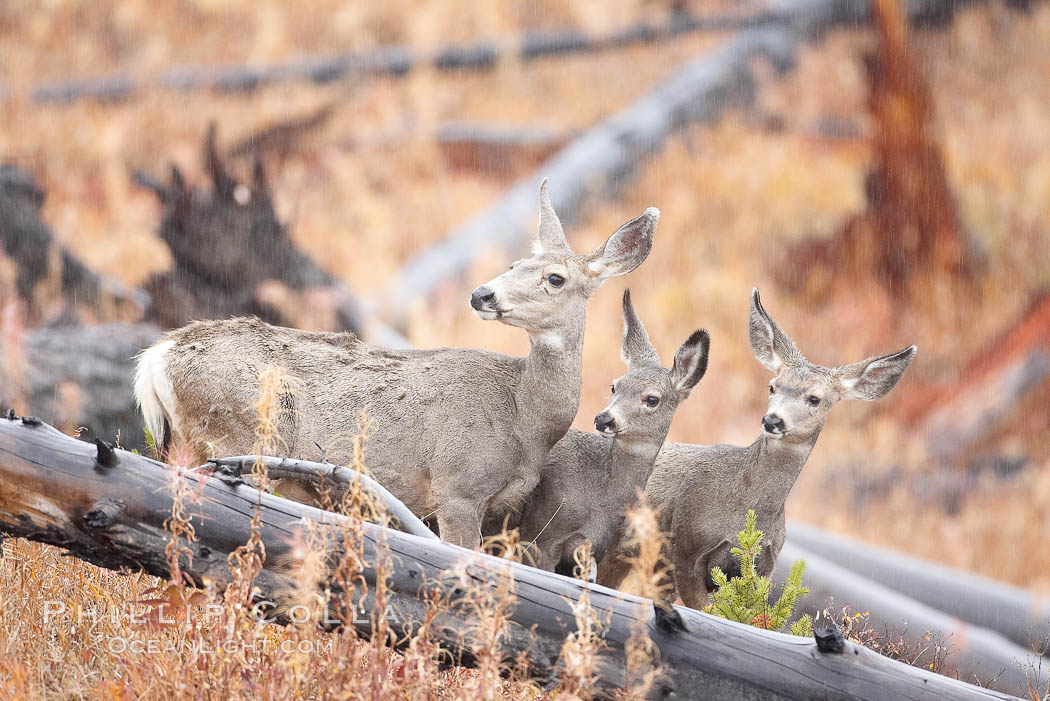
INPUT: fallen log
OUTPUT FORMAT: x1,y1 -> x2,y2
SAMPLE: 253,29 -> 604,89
918,292 -> 1050,466
207,455 -> 439,542
376,27 -> 795,323
12,10 -> 794,105
821,451 -> 1028,517
776,0 -> 981,307
775,542 -> 1037,696
786,521 -> 1050,655
0,322 -> 160,445
373,0 -> 995,324
905,290 -> 1050,421
10,2 -> 993,105
0,415 -> 1021,700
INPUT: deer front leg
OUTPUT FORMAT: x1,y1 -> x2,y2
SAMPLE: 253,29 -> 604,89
551,537 -> 593,580
674,551 -> 710,611
435,499 -> 482,549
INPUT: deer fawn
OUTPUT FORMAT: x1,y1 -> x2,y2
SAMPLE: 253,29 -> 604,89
500,289 -> 709,577
134,179 -> 658,548
597,288 -> 916,608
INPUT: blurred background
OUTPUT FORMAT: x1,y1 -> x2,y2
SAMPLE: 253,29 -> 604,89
0,0 -> 1048,602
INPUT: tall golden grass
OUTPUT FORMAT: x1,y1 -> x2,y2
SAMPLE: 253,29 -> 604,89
1,1 -> 1049,694
0,361 -> 685,698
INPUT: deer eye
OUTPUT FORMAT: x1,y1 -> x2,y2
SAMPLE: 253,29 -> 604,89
610,383 -> 616,394
645,395 -> 660,408
807,395 -> 821,407
769,385 -> 775,395
547,274 -> 565,288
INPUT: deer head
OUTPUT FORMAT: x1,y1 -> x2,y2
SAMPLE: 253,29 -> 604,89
593,289 -> 710,450
470,179 -> 658,340
749,288 -> 916,442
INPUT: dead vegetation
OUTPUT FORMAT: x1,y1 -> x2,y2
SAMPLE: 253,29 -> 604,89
1,0 -> 1049,694
776,0 -> 982,312
0,377 -> 664,699
133,124 -> 362,333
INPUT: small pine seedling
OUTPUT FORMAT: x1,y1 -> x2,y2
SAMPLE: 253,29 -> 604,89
703,509 -> 813,637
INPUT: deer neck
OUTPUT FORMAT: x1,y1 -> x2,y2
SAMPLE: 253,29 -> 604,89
750,428 -> 821,509
603,435 -> 661,502
518,325 -> 584,450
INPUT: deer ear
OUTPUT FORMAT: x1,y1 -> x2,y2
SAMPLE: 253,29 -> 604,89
586,207 -> 658,279
533,178 -> 570,254
748,288 -> 801,372
671,329 -> 710,395
621,290 -> 659,366
838,345 -> 917,401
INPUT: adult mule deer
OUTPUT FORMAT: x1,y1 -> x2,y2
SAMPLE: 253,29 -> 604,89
597,288 -> 916,608
500,289 -> 709,576
134,180 -> 659,547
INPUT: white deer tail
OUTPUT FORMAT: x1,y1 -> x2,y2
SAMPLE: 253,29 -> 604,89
133,339 -> 177,454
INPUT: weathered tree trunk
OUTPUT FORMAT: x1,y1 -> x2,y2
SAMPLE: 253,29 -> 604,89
786,521 -> 1050,654
1,122 -> 412,453
371,0 -> 1002,325
775,542 -> 1038,696
375,27 -> 796,323
777,0 -> 982,306
132,124 -> 409,348
132,124 -> 362,335
924,349 -> 1050,466
0,322 -> 159,445
0,415 -> 1020,700
900,291 -> 1050,467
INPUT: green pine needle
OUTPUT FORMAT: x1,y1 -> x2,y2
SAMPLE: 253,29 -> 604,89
702,509 -> 812,637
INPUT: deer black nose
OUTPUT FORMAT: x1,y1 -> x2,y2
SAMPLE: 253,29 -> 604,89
762,414 -> 785,434
595,412 -> 617,435
470,287 -> 496,310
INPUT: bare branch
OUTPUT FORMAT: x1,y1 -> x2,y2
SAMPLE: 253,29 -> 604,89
208,455 -> 438,542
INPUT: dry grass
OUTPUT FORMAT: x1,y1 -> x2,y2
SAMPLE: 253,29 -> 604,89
822,605 -> 955,677
1,0 -> 1049,694
0,366 -> 554,699
619,496 -> 669,699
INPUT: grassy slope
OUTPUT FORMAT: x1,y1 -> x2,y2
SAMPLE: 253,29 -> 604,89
0,0 -> 1048,617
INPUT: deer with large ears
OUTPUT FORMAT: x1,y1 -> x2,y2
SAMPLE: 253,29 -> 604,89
597,288 -> 916,608
495,289 -> 709,576
134,179 -> 659,548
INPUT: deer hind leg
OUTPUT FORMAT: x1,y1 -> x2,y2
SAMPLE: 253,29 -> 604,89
435,499 -> 482,549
